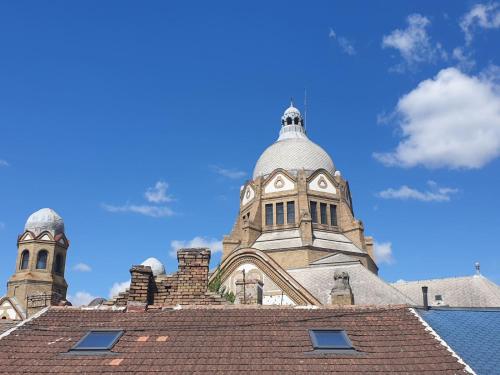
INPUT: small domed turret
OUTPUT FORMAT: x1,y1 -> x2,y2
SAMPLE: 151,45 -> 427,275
281,103 -> 303,126
141,257 -> 166,276
25,208 -> 64,236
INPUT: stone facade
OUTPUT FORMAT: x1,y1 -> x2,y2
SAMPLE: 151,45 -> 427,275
216,104 -> 379,306
223,169 -> 377,272
6,228 -> 69,317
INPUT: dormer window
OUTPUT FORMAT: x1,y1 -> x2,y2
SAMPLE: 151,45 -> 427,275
36,250 -> 48,269
330,205 -> 337,226
287,201 -> 295,223
276,203 -> 284,225
320,203 -> 327,224
310,202 -> 318,223
309,329 -> 354,351
70,330 -> 123,353
265,204 -> 273,226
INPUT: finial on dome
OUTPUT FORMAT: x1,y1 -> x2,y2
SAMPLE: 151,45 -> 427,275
279,101 -> 306,140
475,262 -> 480,275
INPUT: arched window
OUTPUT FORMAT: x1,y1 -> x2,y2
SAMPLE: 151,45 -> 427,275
294,117 -> 299,125
20,250 -> 30,270
36,250 -> 48,269
55,254 -> 64,275
286,117 -> 292,125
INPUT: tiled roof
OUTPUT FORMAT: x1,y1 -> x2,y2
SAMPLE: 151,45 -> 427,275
418,308 -> 500,375
392,275 -> 500,307
0,320 -> 18,335
290,263 -> 416,305
0,305 -> 468,374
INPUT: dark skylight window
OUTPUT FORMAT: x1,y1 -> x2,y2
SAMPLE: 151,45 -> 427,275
71,330 -> 123,352
309,329 -> 353,350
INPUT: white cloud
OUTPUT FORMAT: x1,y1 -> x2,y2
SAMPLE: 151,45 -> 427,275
210,165 -> 246,179
73,263 -> 92,272
145,181 -> 172,203
460,2 -> 500,45
377,181 -> 458,202
103,181 -> 175,218
452,47 -> 476,71
329,28 -> 356,55
68,291 -> 97,307
374,241 -> 394,265
109,280 -> 130,299
382,14 -> 445,71
374,67 -> 500,169
170,236 -> 222,257
0,160 -> 9,167
102,203 -> 174,217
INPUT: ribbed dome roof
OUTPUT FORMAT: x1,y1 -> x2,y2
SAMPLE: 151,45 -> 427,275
253,138 -> 335,179
25,208 -> 65,236
252,103 -> 335,179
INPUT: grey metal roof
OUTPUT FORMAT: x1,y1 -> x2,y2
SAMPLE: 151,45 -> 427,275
289,263 -> 416,306
252,229 -> 365,255
392,275 -> 500,308
418,308 -> 500,375
312,231 -> 365,254
24,208 -> 64,236
253,229 -> 303,250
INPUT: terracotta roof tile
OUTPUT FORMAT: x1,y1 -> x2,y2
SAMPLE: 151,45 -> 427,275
0,305 -> 468,374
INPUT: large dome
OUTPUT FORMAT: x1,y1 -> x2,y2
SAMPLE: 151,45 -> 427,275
253,138 -> 335,179
25,208 -> 65,236
252,103 -> 336,179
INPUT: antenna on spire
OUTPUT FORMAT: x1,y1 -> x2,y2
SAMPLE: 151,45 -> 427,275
304,88 -> 307,131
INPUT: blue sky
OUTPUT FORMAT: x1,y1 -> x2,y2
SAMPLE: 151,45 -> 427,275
1,1 -> 499,305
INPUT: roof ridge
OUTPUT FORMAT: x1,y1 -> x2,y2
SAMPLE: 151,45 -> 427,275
392,275 -> 478,284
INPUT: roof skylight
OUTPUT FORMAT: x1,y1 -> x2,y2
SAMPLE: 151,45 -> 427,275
71,330 -> 123,352
309,329 -> 353,350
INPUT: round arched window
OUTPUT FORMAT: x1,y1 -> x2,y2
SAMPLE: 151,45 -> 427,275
20,250 -> 30,270
55,254 -> 64,275
36,250 -> 48,269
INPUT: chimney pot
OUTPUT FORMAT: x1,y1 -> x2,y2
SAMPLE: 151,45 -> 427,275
422,286 -> 429,310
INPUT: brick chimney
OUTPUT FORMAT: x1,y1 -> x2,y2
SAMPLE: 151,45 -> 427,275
118,248 -> 227,309
176,248 -> 211,297
127,265 -> 154,312
330,271 -> 354,305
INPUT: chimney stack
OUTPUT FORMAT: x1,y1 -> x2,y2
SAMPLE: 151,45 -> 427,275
127,265 -> 155,312
176,248 -> 211,297
422,286 -> 429,310
330,271 -> 354,305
